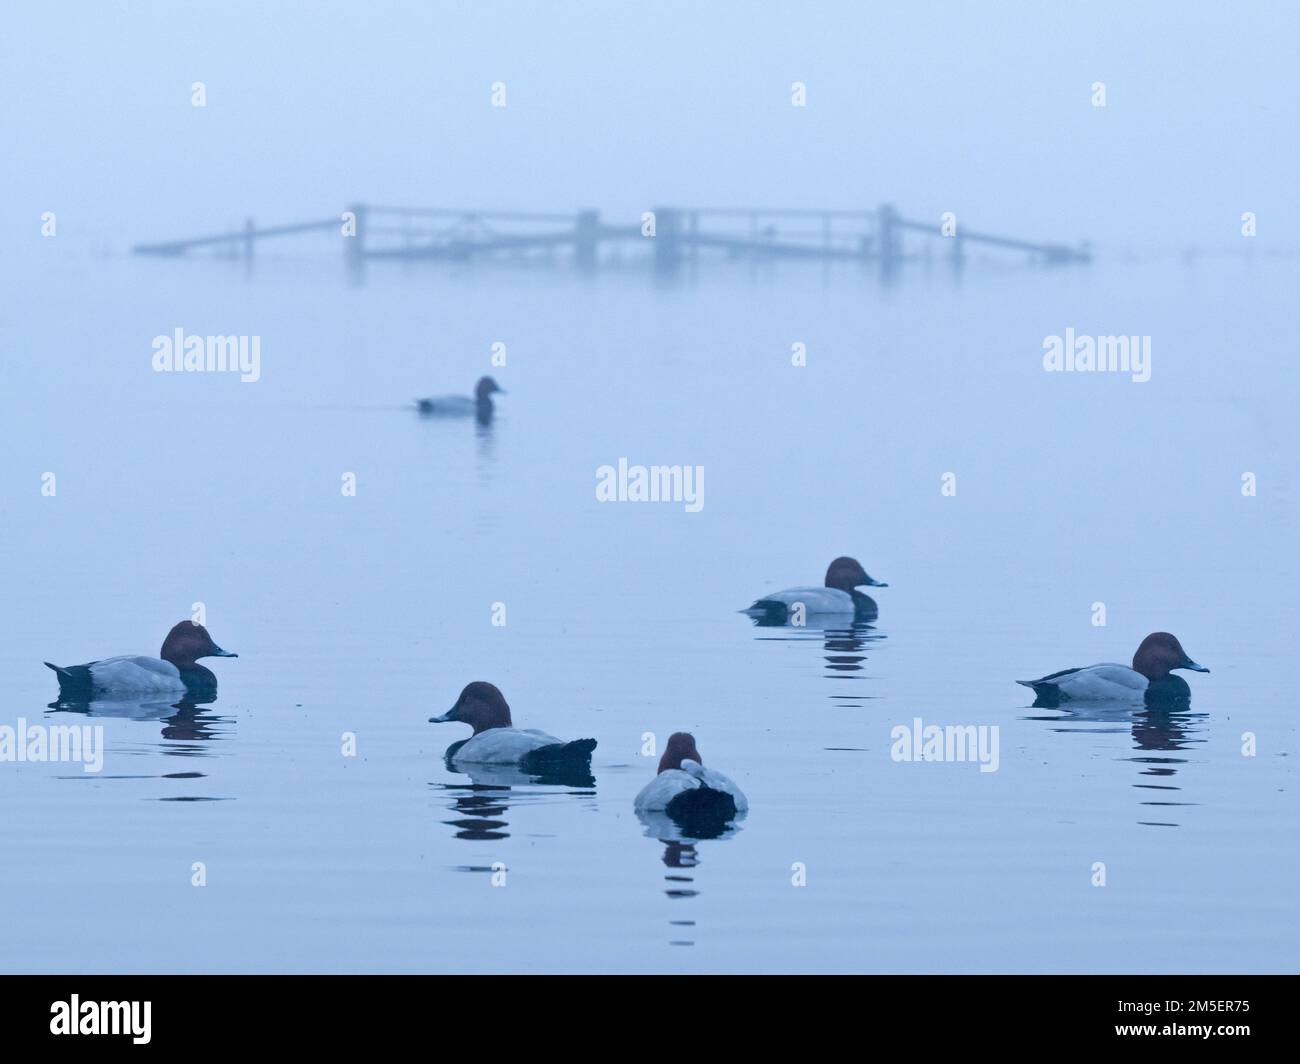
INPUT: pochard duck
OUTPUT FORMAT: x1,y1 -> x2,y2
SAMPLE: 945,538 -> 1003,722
416,376 -> 505,418
634,732 -> 748,819
45,621 -> 237,700
1018,632 -> 1209,706
429,681 -> 596,768
743,556 -> 888,623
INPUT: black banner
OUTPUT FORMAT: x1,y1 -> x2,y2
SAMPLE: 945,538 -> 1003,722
0,975 -> 1289,1049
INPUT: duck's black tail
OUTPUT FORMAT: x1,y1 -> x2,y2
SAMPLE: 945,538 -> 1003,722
1016,679 -> 1063,708
45,662 -> 94,700
664,786 -> 740,838
522,738 -> 597,769
519,738 -> 597,786
742,600 -> 789,626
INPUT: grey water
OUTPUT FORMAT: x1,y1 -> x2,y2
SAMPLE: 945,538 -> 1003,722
0,246 -> 1295,973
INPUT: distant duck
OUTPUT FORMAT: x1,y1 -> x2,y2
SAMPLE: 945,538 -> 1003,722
634,732 -> 748,823
1018,632 -> 1209,706
45,621 -> 237,700
429,681 -> 596,770
416,376 -> 505,420
743,556 -> 887,623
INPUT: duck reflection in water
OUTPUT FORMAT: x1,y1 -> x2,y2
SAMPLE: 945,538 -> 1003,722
637,807 -> 742,947
637,809 -> 743,947
47,694 -> 228,747
1127,704 -> 1208,825
434,757 -> 595,845
754,619 -> 884,706
436,782 -> 513,842
1025,701 -> 1208,826
821,623 -> 879,684
475,408 -> 496,462
652,839 -> 707,947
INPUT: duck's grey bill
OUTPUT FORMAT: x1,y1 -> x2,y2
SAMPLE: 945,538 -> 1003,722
1183,659 -> 1210,673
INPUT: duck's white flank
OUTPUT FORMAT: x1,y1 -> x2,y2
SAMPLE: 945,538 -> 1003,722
450,727 -> 565,764
417,395 -> 477,415
86,657 -> 187,696
1023,663 -> 1148,702
752,587 -> 855,613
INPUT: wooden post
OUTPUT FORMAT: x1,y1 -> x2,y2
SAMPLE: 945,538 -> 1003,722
575,209 -> 599,271
950,233 -> 965,272
878,203 -> 900,279
346,202 -> 367,280
654,206 -> 680,275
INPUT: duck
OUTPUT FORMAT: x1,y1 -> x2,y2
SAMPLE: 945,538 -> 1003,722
634,732 -> 748,821
743,556 -> 887,623
1017,631 -> 1209,706
415,376 -> 505,420
429,681 -> 596,769
45,621 -> 237,700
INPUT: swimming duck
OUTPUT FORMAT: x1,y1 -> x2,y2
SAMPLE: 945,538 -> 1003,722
743,556 -> 887,623
634,732 -> 748,821
415,376 -> 505,419
45,621 -> 237,700
1018,631 -> 1209,706
429,681 -> 596,769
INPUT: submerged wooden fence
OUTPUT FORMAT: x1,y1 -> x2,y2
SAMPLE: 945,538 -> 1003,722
133,202 -> 1090,278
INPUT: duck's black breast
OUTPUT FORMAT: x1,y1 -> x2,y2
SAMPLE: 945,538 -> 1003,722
1144,673 -> 1192,706
850,591 -> 879,619
179,664 -> 219,700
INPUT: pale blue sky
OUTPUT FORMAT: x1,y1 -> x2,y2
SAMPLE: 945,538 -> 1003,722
4,1 -> 1297,252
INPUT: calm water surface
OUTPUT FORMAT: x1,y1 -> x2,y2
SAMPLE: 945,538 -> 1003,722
1,246 -> 1295,972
